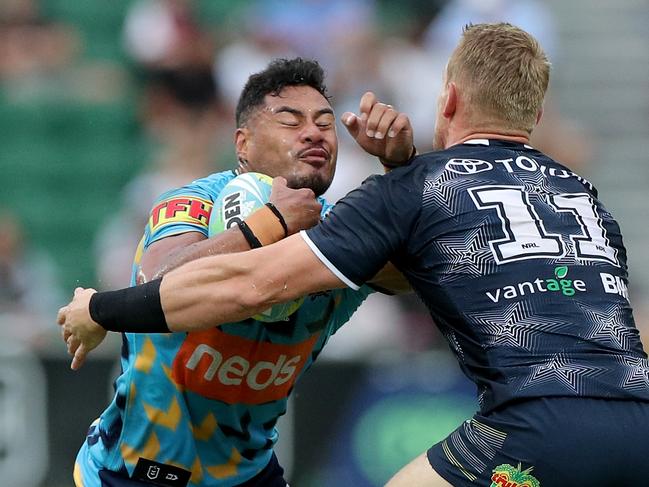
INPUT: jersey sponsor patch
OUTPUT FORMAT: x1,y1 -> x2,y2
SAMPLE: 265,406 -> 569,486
490,463 -> 540,487
446,158 -> 493,175
132,458 -> 191,486
172,328 -> 319,404
148,196 -> 213,234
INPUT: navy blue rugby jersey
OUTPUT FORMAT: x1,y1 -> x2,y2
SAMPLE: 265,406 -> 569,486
303,139 -> 649,413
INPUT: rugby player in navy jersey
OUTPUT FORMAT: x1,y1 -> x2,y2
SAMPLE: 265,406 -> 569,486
60,24 -> 649,486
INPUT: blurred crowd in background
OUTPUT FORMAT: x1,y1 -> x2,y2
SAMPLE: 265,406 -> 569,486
1,0 -> 648,355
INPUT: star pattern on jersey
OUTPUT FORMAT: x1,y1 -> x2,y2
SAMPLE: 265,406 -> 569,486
434,218 -> 495,282
577,302 -> 637,351
423,172 -> 481,217
520,353 -> 606,393
518,168 -> 555,196
470,301 -> 570,351
617,355 -> 649,393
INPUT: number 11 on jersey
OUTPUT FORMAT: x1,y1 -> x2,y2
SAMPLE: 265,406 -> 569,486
469,185 -> 618,266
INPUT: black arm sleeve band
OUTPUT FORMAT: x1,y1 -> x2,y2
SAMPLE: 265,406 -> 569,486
237,220 -> 263,248
89,278 -> 170,333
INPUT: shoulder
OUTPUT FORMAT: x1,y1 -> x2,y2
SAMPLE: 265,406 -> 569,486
163,170 -> 237,201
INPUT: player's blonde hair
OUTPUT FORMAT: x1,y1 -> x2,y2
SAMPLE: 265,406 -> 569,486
446,23 -> 550,133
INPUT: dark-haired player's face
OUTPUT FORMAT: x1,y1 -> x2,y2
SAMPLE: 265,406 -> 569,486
236,86 -> 338,196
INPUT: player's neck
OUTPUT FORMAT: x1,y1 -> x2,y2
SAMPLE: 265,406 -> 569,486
445,124 -> 531,148
453,132 -> 530,147
462,132 -> 530,143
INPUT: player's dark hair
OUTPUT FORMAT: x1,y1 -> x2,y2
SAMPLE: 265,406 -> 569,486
235,58 -> 330,127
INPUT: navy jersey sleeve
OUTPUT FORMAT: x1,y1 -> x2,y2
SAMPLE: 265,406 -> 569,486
303,169 -> 422,289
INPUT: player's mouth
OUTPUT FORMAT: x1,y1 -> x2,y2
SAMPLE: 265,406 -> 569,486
298,147 -> 330,166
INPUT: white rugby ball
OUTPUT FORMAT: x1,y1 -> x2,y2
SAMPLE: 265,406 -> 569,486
208,172 -> 304,322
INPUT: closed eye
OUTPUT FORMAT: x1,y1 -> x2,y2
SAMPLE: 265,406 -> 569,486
276,113 -> 300,126
315,113 -> 335,128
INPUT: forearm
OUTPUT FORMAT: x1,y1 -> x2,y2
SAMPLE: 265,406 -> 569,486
150,203 -> 291,279
90,255 -> 261,333
160,253 -> 271,331
151,228 -> 250,279
88,235 -> 345,333
161,237 -> 345,330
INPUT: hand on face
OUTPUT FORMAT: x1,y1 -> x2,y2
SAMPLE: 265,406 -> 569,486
57,287 -> 106,370
342,91 -> 415,167
269,176 -> 322,234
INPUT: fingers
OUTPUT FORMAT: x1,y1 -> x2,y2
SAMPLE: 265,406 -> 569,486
356,91 -> 403,139
358,91 -> 378,121
388,113 -> 411,138
57,305 -> 67,325
341,112 -> 360,139
71,344 -> 88,371
61,325 -> 72,342
271,176 -> 288,189
66,334 -> 80,356
366,105 -> 398,139
269,177 -> 316,203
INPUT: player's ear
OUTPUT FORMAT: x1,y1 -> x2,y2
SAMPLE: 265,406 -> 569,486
234,127 -> 249,161
442,82 -> 458,119
536,106 -> 544,126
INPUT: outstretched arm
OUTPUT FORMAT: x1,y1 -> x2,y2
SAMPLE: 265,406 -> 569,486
58,234 -> 344,369
59,177 -> 321,368
161,234 -> 343,329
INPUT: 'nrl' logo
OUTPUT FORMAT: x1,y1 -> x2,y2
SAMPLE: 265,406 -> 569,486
491,463 -> 540,487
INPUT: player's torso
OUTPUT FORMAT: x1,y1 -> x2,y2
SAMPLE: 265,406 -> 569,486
111,302 -> 343,486
402,140 -> 649,411
85,170 -> 369,486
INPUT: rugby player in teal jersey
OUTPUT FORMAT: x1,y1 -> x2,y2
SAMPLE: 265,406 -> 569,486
60,58 -> 413,487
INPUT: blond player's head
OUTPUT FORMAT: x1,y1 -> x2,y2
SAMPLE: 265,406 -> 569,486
434,23 -> 551,149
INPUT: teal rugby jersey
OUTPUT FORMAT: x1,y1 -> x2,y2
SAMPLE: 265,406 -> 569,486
74,170 -> 372,486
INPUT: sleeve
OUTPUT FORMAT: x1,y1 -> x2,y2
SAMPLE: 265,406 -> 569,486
303,170 -> 421,289
143,186 -> 216,249
327,285 -> 374,334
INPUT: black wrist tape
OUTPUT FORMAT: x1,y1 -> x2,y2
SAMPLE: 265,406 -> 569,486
237,220 -> 263,248
89,278 -> 170,333
381,145 -> 418,169
265,202 -> 289,237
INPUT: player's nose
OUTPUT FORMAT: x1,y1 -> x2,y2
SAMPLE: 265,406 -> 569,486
299,121 -> 325,143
